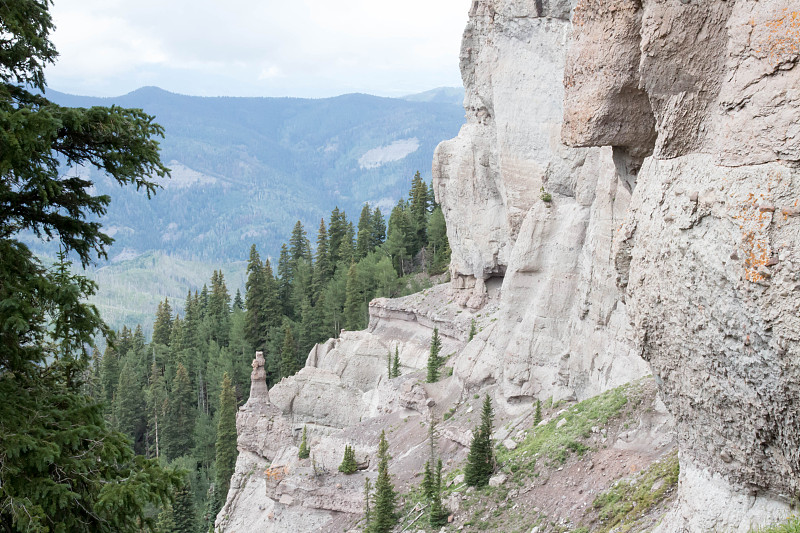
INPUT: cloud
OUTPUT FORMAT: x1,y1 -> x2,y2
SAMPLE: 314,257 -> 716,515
45,0 -> 471,97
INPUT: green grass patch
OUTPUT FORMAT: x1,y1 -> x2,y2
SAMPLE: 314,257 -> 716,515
751,517 -> 800,533
591,449 -> 679,532
497,383 -> 630,478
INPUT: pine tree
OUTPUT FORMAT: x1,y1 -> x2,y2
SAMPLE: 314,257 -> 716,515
313,218 -> 332,293
371,207 -> 386,249
244,244 -> 267,350
171,479 -> 196,533
339,445 -> 358,474
193,411 -> 217,470
198,285 -> 209,319
421,460 -> 434,500
203,484 -> 217,533
277,243 -> 293,312
409,171 -> 429,255
262,258 -> 281,331
207,270 -> 231,347
468,318 -> 477,341
299,294 -> 325,358
152,298 -> 173,346
289,220 -> 312,266
363,477 -> 373,527
114,353 -> 147,454
426,327 -> 442,383
170,315 -> 186,353
391,346 -> 400,378
0,3 -> 184,521
164,363 -> 196,461
343,262 -> 363,331
183,291 -> 201,354
298,425 -> 310,459
464,395 -> 495,487
232,289 -> 244,311
384,200 -> 411,276
215,373 -> 238,511
328,207 -> 347,267
534,399 -> 542,426
146,361 -> 168,459
427,206 -> 451,274
368,430 -> 397,533
340,221 -> 356,266
280,325 -> 299,378
356,203 -> 374,260
155,504 -> 175,533
428,459 -> 448,527
100,344 -> 120,410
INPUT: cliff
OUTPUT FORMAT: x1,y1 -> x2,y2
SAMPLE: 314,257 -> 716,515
563,1 -> 800,530
218,1 -> 799,531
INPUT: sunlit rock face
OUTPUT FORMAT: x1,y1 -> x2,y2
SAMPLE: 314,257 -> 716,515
433,0 -> 648,409
563,0 -> 800,529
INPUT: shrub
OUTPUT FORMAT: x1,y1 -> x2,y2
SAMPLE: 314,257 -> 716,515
339,445 -> 358,474
298,426 -> 310,459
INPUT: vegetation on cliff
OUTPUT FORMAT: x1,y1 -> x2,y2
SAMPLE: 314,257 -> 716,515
465,395 -> 496,487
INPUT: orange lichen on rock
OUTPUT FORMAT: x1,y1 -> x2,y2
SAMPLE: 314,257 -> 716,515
757,9 -> 800,64
263,465 -> 289,482
732,192 -> 774,283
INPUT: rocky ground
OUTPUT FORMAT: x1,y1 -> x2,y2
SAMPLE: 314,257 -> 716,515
389,377 -> 677,533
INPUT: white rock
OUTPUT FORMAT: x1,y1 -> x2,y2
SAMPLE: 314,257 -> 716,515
488,473 -> 508,487
556,418 -> 567,429
503,438 -> 518,451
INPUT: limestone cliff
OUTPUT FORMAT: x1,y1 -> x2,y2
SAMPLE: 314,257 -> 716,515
433,0 -> 649,412
562,1 -> 800,530
219,1 -> 799,531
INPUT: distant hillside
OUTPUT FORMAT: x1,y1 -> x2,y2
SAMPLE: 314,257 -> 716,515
402,86 -> 465,105
46,87 -> 465,263
42,86 -> 465,333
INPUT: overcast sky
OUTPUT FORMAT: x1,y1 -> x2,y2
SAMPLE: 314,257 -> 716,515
44,0 -> 471,98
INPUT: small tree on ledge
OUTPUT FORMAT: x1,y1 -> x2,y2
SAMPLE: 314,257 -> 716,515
426,328 -> 442,383
339,445 -> 358,474
464,394 -> 494,487
391,346 -> 400,379
368,430 -> 396,532
298,425 -> 310,459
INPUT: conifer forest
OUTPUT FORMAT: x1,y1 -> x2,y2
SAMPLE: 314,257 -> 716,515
92,173 -> 451,530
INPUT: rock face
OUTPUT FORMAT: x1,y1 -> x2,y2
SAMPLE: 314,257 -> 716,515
561,0 -> 800,530
216,288 -> 483,532
220,1 -> 799,530
433,0 -> 650,409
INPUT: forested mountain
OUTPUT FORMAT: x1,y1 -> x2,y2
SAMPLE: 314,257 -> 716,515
37,87 -> 464,335
44,87 -> 464,262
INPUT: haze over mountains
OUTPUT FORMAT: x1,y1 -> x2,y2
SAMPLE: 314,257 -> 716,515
48,86 -> 465,262
44,86 -> 465,332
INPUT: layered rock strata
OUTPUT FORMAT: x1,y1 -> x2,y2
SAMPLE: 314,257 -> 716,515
433,0 -> 650,410
562,1 -> 800,530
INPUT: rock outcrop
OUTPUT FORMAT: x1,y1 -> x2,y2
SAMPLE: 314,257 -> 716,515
433,0 -> 650,410
562,1 -> 800,530
216,288 -> 487,532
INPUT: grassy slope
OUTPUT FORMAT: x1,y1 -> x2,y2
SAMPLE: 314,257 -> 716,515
394,381 -> 680,533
